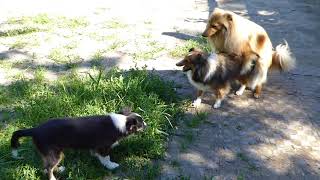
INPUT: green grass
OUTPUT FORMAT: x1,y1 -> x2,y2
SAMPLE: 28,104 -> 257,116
0,27 -> 41,37
108,40 -> 127,51
0,67 -> 182,179
104,20 -> 128,29
90,50 -> 105,67
5,14 -> 89,34
132,41 -> 165,60
170,37 -> 211,58
186,112 -> 208,128
48,48 -> 82,68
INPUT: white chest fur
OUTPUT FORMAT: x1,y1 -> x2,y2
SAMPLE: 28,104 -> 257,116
186,71 -> 212,92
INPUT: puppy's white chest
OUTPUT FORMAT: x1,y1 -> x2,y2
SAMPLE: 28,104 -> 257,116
187,71 -> 212,91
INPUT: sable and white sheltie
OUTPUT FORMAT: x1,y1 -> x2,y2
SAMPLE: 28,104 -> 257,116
176,48 -> 258,108
202,8 -> 296,98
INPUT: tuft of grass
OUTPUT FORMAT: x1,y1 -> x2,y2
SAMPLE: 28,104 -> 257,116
132,41 -> 165,60
170,159 -> 180,168
179,131 -> 194,152
9,40 -> 28,49
0,27 -> 40,37
169,37 -> 211,58
108,40 -> 127,51
0,67 -> 182,179
186,112 -> 208,128
90,50 -> 105,67
58,17 -> 89,28
5,14 -> 89,31
104,19 -> 128,29
48,48 -> 82,68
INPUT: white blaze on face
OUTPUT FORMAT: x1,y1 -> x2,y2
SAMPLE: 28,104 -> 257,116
109,113 -> 127,133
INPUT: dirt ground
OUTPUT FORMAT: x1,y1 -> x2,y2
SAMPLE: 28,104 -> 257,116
1,0 -> 320,179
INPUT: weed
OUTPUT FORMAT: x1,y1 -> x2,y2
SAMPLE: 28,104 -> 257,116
186,112 -> 208,128
0,27 -> 40,37
237,153 -> 249,162
90,50 -> 105,67
170,160 -> 180,168
108,40 -> 127,51
132,41 -> 165,60
48,48 -> 82,68
104,20 -> 128,29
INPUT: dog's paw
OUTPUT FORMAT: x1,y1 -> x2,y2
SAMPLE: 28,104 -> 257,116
235,85 -> 246,96
213,100 -> 222,109
253,93 -> 260,99
106,162 -> 119,170
192,98 -> 202,108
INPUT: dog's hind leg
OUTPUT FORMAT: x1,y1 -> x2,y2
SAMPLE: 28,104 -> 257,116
253,84 -> 262,99
41,149 -> 63,180
93,147 -> 119,170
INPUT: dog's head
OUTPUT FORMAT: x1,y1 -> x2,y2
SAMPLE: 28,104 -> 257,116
176,48 -> 207,72
119,107 -> 147,134
202,8 -> 233,38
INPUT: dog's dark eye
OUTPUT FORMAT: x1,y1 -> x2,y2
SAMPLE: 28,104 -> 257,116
211,25 -> 217,28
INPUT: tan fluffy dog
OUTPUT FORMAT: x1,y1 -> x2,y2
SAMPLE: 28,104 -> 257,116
202,8 -> 296,98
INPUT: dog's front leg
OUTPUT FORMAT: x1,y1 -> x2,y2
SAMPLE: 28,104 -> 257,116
92,148 -> 119,170
192,90 -> 203,108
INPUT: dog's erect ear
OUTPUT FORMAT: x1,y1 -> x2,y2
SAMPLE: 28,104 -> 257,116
119,107 -> 132,116
224,13 -> 232,21
189,48 -> 195,52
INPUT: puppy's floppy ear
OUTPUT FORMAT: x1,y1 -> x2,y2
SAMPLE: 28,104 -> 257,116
224,13 -> 232,21
119,107 -> 132,116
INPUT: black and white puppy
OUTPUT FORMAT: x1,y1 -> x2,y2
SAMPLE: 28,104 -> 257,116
11,108 -> 146,180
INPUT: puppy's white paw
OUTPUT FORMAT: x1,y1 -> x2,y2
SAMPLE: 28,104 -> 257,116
235,85 -> 246,96
57,166 -> 65,173
192,98 -> 202,107
108,162 -> 119,170
213,99 -> 221,109
104,161 -> 119,170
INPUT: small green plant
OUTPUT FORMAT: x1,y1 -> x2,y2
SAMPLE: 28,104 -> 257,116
132,41 -> 165,60
9,40 -> 28,49
170,159 -> 180,168
0,27 -> 40,37
104,19 -> 128,29
237,153 -> 249,162
48,48 -> 82,68
186,112 -> 208,128
90,50 -> 105,67
108,40 -> 127,51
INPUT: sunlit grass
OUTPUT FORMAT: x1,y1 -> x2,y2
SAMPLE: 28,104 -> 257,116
0,68 -> 183,179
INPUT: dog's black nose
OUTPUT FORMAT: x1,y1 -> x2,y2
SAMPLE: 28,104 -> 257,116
202,33 -> 207,37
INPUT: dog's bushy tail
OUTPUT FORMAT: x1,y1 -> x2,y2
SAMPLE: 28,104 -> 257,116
271,41 -> 296,71
11,128 -> 35,158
